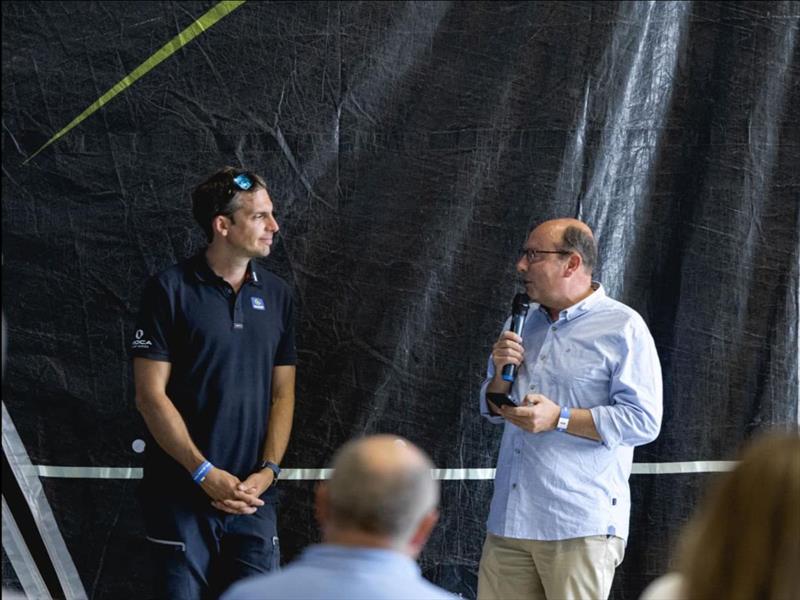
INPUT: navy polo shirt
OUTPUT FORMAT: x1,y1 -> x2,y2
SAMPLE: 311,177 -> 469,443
130,252 -> 296,498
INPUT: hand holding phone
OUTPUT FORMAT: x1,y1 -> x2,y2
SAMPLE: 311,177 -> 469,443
487,392 -> 517,416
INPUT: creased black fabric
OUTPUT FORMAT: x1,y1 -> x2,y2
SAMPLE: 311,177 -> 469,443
2,2 -> 798,598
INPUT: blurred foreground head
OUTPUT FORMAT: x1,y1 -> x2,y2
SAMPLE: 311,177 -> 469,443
679,431 -> 800,600
316,435 -> 440,557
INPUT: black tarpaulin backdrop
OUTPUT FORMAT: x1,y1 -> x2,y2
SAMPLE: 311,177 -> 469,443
2,1 -> 798,598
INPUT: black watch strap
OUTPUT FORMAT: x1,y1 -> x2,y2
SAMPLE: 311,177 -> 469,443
259,460 -> 281,481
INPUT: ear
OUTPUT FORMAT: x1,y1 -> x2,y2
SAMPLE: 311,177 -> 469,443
563,252 -> 582,277
407,509 -> 439,557
314,482 -> 330,528
212,214 -> 230,238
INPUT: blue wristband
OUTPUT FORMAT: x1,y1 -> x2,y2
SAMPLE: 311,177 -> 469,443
556,406 -> 571,432
192,460 -> 213,484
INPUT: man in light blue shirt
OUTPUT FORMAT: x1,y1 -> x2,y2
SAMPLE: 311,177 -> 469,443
478,218 -> 662,600
222,435 -> 456,600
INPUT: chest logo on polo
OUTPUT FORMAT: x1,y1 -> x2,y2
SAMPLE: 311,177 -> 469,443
251,297 -> 266,311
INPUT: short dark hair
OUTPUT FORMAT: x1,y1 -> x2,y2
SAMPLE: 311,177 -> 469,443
191,166 -> 267,242
560,225 -> 597,273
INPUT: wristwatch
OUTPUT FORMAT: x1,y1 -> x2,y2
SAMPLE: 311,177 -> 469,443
259,460 -> 281,483
556,406 -> 571,432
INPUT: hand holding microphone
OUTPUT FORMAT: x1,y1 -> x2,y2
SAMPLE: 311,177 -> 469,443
490,292 -> 530,384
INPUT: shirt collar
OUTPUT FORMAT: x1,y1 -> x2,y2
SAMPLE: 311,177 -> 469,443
191,251 -> 262,288
246,264 -> 262,287
302,544 -> 420,575
539,282 -> 605,322
190,252 -> 219,284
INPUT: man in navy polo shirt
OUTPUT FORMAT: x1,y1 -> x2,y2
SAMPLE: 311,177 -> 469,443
130,166 -> 296,599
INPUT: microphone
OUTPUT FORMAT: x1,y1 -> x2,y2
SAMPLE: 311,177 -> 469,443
501,292 -> 530,382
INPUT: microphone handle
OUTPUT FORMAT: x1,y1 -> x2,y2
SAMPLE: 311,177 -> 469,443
501,315 -> 526,382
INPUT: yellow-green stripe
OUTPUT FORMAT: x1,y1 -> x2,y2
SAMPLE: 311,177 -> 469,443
24,0 -> 246,164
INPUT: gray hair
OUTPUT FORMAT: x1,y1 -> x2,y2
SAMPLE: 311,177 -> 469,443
561,225 -> 597,273
326,437 -> 439,545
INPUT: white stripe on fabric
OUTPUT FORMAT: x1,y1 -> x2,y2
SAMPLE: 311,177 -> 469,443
2,496 -> 50,599
2,403 -> 88,600
145,536 -> 186,551
282,468 -> 332,480
631,461 -> 737,474
433,468 -> 494,480
34,466 -> 144,479
34,462 -> 737,480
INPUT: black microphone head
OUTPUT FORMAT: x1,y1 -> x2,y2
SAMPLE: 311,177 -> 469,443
511,292 -> 530,316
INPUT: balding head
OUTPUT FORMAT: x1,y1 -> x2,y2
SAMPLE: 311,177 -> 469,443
530,218 -> 597,274
322,435 -> 439,549
517,218 -> 597,316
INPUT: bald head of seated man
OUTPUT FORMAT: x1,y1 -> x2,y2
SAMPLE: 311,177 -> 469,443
222,435 -> 457,600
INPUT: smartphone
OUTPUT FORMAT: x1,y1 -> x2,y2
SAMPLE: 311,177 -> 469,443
486,392 -> 517,409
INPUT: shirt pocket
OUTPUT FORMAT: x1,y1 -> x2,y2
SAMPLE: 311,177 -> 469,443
566,367 -> 610,408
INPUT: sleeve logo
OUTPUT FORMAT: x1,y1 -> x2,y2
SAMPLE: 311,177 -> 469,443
131,329 -> 153,349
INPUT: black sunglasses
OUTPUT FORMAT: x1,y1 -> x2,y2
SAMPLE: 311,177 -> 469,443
518,247 -> 571,262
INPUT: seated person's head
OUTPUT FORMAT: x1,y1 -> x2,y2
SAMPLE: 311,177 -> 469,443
315,435 -> 440,557
678,431 -> 800,600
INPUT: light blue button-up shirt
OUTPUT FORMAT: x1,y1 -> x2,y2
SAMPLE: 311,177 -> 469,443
221,544 -> 456,600
480,285 -> 662,542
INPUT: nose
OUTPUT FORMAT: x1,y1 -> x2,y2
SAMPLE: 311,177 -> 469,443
516,255 -> 528,273
268,215 -> 279,232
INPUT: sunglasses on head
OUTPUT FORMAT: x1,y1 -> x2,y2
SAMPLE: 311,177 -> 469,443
232,173 -> 253,191
213,172 -> 258,217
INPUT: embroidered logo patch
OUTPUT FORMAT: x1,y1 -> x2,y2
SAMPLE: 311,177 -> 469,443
131,329 -> 153,349
251,297 -> 266,310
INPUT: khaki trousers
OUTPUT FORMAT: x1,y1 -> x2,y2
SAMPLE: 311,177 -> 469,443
477,533 -> 625,600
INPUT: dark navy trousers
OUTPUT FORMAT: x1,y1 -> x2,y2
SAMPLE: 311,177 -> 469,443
141,490 -> 280,600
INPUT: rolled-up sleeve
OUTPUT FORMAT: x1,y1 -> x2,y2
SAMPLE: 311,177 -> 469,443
590,318 -> 663,449
479,357 -> 505,424
479,317 -> 512,424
